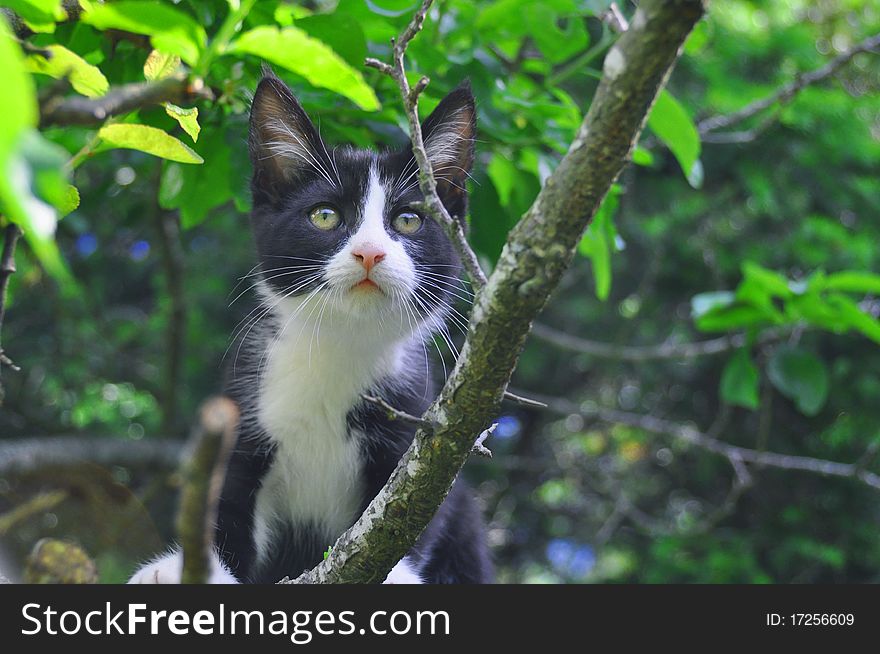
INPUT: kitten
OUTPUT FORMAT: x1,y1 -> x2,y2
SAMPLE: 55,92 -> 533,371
129,73 -> 493,584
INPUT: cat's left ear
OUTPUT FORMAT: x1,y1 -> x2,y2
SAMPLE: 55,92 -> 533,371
420,81 -> 476,205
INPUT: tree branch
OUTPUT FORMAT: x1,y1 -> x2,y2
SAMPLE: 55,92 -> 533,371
151,171 -> 187,435
364,0 -> 488,292
698,32 -> 880,136
286,0 -> 706,585
0,224 -> 23,405
529,392 -> 880,493
177,397 -> 239,584
0,435 -> 183,477
39,74 -> 211,127
529,323 -> 796,361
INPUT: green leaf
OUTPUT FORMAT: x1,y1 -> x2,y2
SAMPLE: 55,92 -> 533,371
741,262 -> 794,298
97,124 -> 204,164
631,147 -> 654,167
578,187 -> 620,300
487,154 -> 517,206
143,49 -> 181,80
767,346 -> 829,417
696,304 -> 775,332
0,15 -> 37,157
822,271 -> 880,295
720,349 -> 760,410
25,44 -> 108,98
159,128 -> 232,228
164,103 -> 200,143
229,26 -> 380,111
0,131 -> 74,287
824,294 -> 880,344
58,184 -> 80,216
79,0 -> 206,66
0,0 -> 65,31
647,90 -> 702,188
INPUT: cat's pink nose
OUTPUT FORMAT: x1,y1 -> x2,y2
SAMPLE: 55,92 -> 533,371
352,244 -> 386,272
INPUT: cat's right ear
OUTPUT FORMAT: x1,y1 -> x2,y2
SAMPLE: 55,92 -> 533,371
249,72 -> 327,203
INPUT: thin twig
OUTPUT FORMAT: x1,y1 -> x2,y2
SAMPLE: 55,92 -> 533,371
503,390 -> 548,408
530,322 -> 793,362
472,423 -> 496,458
360,393 -> 434,430
0,224 -> 23,404
151,169 -> 187,435
177,396 -> 239,584
364,0 -> 488,292
526,391 -> 880,492
605,3 -> 629,32
698,32 -> 880,135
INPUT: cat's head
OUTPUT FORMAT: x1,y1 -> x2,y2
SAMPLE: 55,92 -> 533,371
247,72 -> 475,342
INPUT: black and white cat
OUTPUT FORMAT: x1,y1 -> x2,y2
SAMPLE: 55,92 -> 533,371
129,73 -> 493,584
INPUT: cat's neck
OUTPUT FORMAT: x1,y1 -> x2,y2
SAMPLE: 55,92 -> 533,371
254,285 -> 420,429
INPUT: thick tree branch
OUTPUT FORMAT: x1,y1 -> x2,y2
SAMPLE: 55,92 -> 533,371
39,74 -> 210,127
287,0 -> 706,584
177,397 -> 239,584
698,32 -> 880,136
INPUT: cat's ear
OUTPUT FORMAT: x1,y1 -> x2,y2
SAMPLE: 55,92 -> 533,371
249,71 -> 329,202
420,81 -> 476,203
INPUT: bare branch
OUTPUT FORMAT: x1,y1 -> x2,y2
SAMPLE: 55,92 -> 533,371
529,392 -> 880,492
363,0 -> 488,292
177,397 -> 239,584
0,224 -> 23,404
0,435 -> 183,477
698,32 -> 880,136
502,390 -> 548,409
530,322 -> 796,362
360,393 -> 434,431
604,3 -> 629,32
39,74 -> 211,127
472,423 -> 496,458
150,170 -> 187,435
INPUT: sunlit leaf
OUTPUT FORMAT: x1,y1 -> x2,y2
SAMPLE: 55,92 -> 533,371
26,44 -> 109,98
822,271 -> 880,295
229,26 -> 380,111
79,0 -> 206,65
143,50 -> 181,81
647,90 -> 702,188
164,103 -> 200,143
97,124 -> 204,164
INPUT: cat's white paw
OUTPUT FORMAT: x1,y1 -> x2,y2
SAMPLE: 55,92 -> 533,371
383,558 -> 423,584
128,548 -> 239,584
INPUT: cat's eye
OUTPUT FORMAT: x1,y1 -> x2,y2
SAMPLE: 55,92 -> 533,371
309,205 -> 341,230
392,211 -> 422,235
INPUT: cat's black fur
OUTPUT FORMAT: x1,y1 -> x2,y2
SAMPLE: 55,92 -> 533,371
212,73 -> 493,584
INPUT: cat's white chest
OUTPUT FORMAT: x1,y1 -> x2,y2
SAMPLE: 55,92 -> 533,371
254,351 -> 364,556
250,304 -> 403,560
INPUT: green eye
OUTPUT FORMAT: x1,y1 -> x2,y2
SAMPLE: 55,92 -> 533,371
392,211 -> 422,235
309,205 -> 341,230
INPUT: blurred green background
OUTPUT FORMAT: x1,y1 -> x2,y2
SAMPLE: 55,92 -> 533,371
1,0 -> 880,583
